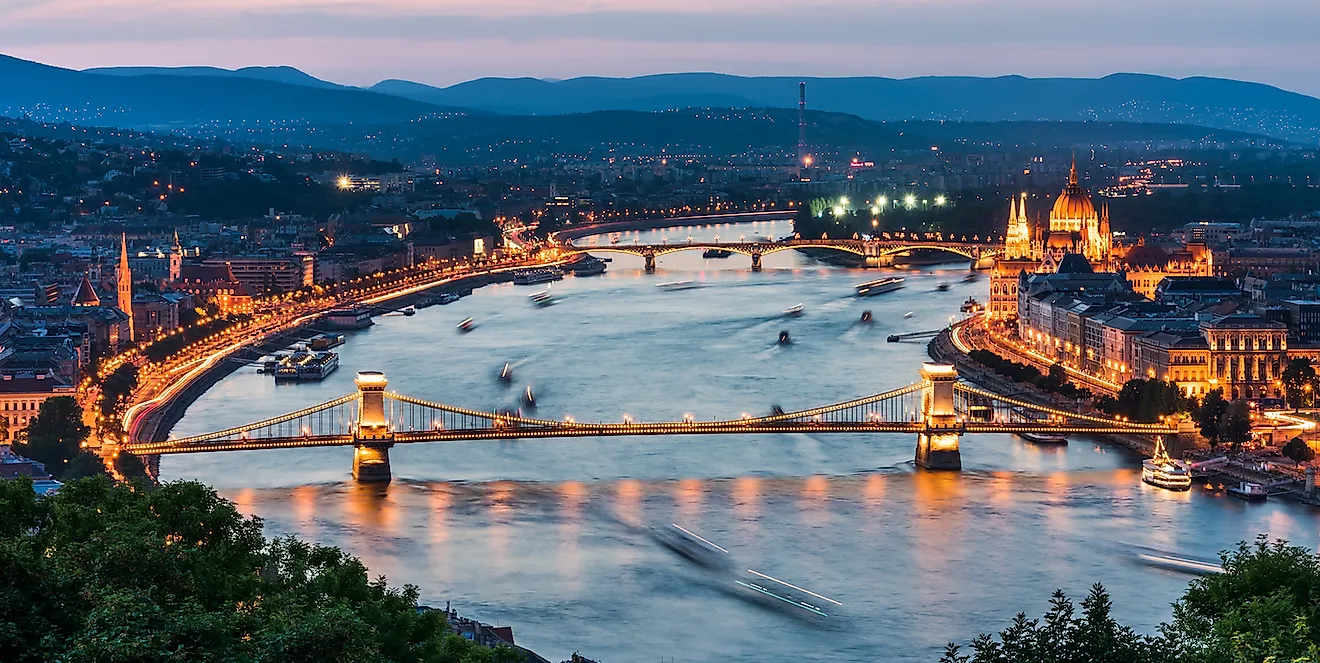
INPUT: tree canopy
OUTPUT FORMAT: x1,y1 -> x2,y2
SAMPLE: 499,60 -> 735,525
14,395 -> 102,480
0,477 -> 523,663
943,536 -> 1320,663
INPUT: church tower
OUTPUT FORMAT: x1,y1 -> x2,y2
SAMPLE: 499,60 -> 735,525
1004,193 -> 1032,260
118,233 -> 134,343
169,229 -> 183,282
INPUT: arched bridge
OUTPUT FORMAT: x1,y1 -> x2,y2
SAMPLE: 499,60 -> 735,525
123,365 -> 1175,483
564,238 -> 1003,271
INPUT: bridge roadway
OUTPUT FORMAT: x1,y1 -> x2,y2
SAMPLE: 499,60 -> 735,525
564,238 -> 1003,271
125,366 -> 1176,483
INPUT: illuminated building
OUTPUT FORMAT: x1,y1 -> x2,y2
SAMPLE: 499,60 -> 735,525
117,233 -> 134,343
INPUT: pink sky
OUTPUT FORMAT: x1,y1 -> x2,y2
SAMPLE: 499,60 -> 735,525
4,0 -> 1319,95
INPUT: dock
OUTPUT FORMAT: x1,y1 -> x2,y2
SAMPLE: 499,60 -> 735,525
888,329 -> 943,343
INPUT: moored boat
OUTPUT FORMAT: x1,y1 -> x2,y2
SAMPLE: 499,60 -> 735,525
1227,482 -> 1267,502
273,347 -> 339,381
1018,431 -> 1069,444
1142,437 -> 1192,491
572,258 -> 607,277
513,268 -> 563,285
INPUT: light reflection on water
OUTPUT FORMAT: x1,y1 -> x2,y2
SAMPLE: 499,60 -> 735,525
164,221 -> 1320,662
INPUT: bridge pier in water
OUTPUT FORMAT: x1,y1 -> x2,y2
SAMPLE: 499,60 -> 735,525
644,254 -> 656,273
751,253 -> 762,271
352,371 -> 396,483
915,363 -> 962,470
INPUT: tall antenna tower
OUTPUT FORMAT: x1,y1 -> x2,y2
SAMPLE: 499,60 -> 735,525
797,81 -> 807,165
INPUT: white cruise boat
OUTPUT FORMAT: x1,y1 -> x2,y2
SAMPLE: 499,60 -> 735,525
855,277 -> 904,297
1142,437 -> 1192,491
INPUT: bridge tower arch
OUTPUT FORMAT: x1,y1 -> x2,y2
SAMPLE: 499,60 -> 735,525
352,371 -> 395,482
916,363 -> 963,470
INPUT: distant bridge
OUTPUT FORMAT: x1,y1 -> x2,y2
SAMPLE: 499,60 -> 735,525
122,365 -> 1174,483
564,238 -> 1003,271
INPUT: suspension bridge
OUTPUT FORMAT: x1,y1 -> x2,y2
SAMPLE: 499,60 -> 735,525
564,238 -> 1002,271
121,364 -> 1176,483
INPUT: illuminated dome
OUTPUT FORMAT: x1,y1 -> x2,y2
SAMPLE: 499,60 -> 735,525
1048,160 -> 1097,232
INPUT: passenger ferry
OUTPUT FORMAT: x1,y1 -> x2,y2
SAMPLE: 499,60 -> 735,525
1142,437 -> 1192,491
1018,431 -> 1069,445
529,290 -> 554,306
733,569 -> 840,619
650,524 -> 732,570
855,277 -> 905,297
572,258 -> 607,277
960,297 -> 983,313
513,268 -> 563,285
657,280 -> 704,292
274,348 -> 339,381
702,248 -> 733,258
783,304 -> 804,317
1228,481 -> 1267,502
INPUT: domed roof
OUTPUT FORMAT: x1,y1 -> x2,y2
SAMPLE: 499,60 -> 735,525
1050,160 -> 1097,222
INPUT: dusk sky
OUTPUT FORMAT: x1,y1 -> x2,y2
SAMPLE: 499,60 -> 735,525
4,0 -> 1320,95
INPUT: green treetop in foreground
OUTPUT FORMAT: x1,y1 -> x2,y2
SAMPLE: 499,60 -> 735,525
0,477 -> 522,663
942,536 -> 1320,663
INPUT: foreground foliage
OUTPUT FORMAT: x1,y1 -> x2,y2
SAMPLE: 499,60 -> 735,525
0,477 -> 521,663
941,536 -> 1320,663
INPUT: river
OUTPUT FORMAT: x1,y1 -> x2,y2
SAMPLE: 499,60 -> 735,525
164,220 -> 1320,662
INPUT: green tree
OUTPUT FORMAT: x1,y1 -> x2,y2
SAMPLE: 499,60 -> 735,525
1166,536 -> 1320,663
1220,400 -> 1254,455
99,364 -> 139,418
1283,358 -> 1318,410
1196,389 -> 1229,447
938,584 -> 1177,663
0,477 -> 523,663
14,396 -> 100,480
1284,437 -> 1316,464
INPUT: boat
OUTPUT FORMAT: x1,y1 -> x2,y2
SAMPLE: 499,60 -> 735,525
1228,482 -> 1268,502
855,277 -> 905,297
960,297 -> 982,313
1132,547 -> 1223,576
457,317 -> 475,332
784,304 -> 804,317
936,283 -> 950,292
1142,437 -> 1192,491
860,311 -> 873,324
436,292 -> 460,305
778,330 -> 791,345
522,385 -> 537,408
498,362 -> 512,382
322,306 -> 373,330
402,306 -> 416,316
572,258 -> 607,277
273,347 -> 339,381
513,268 -> 563,285
656,280 -> 704,292
963,273 -> 979,283
733,569 -> 840,619
904,311 -> 914,319
308,333 -> 345,351
529,290 -> 554,306
650,524 -> 732,569
771,405 -> 785,416
1018,431 -> 1069,445
702,248 -> 733,259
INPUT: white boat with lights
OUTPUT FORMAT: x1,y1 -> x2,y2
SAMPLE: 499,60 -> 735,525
273,347 -> 339,381
513,268 -> 563,285
650,524 -> 732,569
656,280 -> 704,292
529,290 -> 554,306
855,277 -> 904,297
733,569 -> 840,619
1142,437 -> 1192,491
784,304 -> 804,317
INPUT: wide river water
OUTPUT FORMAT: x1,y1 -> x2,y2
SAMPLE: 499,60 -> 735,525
166,220 -> 1319,662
